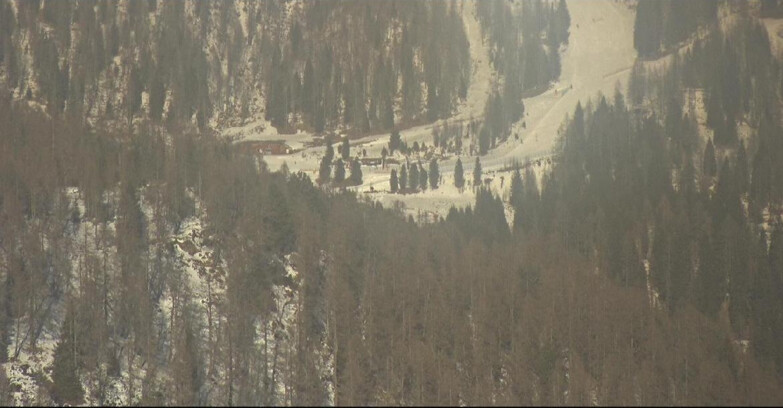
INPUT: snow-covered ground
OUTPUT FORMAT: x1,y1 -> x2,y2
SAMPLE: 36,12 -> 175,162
236,0 -> 637,221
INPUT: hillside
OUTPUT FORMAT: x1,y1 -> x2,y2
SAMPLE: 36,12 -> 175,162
2,0 -> 783,406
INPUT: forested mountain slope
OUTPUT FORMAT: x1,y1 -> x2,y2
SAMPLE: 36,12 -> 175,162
0,0 -> 566,137
1,0 -> 783,406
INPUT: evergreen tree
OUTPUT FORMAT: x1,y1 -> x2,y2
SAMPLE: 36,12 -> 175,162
479,126 -> 491,155
634,0 -> 663,57
400,164 -> 408,191
325,139 -> 335,163
429,159 -> 440,189
752,228 -> 783,375
334,159 -> 345,183
390,169 -> 398,193
52,305 -> 84,405
389,130 -> 401,154
473,157 -> 483,188
409,162 -> 420,190
349,158 -> 362,185
319,156 -> 331,184
454,158 -> 465,190
302,58 -> 315,120
419,164 -> 428,191
341,138 -> 350,161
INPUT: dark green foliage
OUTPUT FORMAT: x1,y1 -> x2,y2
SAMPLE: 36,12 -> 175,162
634,0 -> 716,58
319,156 -> 331,184
334,158 -> 345,184
349,158 -> 362,185
409,161 -> 419,190
428,159 -> 439,189
479,126 -> 490,156
419,164 -> 428,191
1,1 -> 472,133
389,130 -> 401,154
454,158 -> 465,190
52,306 -> 84,406
390,169 -> 398,193
447,188 -> 510,245
341,138 -> 350,161
400,164 -> 408,191
3,3 -> 783,405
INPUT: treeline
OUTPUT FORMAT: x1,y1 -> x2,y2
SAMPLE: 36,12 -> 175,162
3,76 -> 782,405
0,0 -> 471,135
508,14 -> 783,391
633,0 -> 717,58
266,0 -> 471,134
0,0 -> 569,148
630,13 -> 783,203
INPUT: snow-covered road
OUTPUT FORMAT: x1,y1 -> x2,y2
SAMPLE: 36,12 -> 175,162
255,0 -> 637,219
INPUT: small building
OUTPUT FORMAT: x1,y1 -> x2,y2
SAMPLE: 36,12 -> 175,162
237,140 -> 293,156
256,141 -> 292,155
360,157 -> 383,166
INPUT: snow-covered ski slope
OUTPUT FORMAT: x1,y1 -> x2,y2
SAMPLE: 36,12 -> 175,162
497,0 -> 637,165
254,0 -> 637,219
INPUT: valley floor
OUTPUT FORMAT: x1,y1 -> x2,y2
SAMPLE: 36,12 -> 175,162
232,0 -> 637,220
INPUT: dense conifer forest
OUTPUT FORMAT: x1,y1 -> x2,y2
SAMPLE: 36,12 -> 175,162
0,0 -> 783,406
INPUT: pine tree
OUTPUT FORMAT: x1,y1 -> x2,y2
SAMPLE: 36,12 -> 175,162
419,164 -> 428,191
429,159 -> 439,189
303,58 -> 315,120
52,305 -> 84,406
350,158 -> 362,185
473,157 -> 483,188
454,158 -> 465,190
410,162 -> 420,190
390,169 -> 399,193
334,159 -> 345,183
479,126 -> 491,155
400,164 -> 408,191
325,139 -> 335,163
341,138 -> 350,161
389,130 -> 401,154
319,156 -> 331,184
